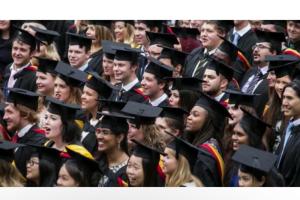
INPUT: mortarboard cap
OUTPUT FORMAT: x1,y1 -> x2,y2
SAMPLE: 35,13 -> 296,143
67,32 -> 92,50
35,57 -> 58,74
265,54 -> 300,67
31,26 -> 60,45
87,20 -> 112,28
7,88 -> 40,111
217,35 -> 243,63
159,106 -> 188,123
102,40 -> 130,60
171,27 -> 200,39
45,96 -> 81,121
86,72 -> 115,99
13,25 -> 43,50
97,112 -> 133,135
136,20 -> 165,30
232,144 -> 277,174
131,139 -> 165,162
55,61 -> 87,87
146,31 -> 179,48
121,101 -> 162,126
165,77 -> 204,91
206,55 -> 236,81
240,107 -> 271,140
215,20 -> 234,33
159,45 -> 189,66
145,57 -> 173,79
225,89 -> 258,107
98,99 -> 126,113
113,46 -> 141,62
255,30 -> 286,52
268,59 -> 300,78
0,140 -> 24,162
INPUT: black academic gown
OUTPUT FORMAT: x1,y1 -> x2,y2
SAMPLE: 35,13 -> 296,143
88,49 -> 103,75
110,82 -> 148,103
136,54 -> 148,81
14,125 -> 48,177
276,125 -> 300,186
81,119 -> 98,155
156,98 -> 169,107
2,63 -> 37,98
240,67 -> 269,117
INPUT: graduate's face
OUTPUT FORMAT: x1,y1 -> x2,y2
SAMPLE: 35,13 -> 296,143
113,60 -> 135,83
43,111 -> 63,140
169,90 -> 180,108
282,87 -> 300,118
11,40 -> 33,68
114,21 -> 126,42
81,85 -> 99,112
252,42 -> 274,64
57,164 -> 79,187
26,156 -> 40,182
287,21 -> 300,43
36,71 -> 55,96
238,169 -> 265,187
86,25 -> 96,42
54,77 -> 71,103
96,127 -> 122,152
200,23 -> 222,50
162,147 -> 178,175
134,22 -> 149,46
186,106 -> 208,132
127,122 -> 144,147
102,55 -> 114,77
232,123 -> 249,151
227,105 -> 243,126
202,69 -> 225,96
68,45 -> 89,68
141,72 -> 164,98
267,70 -> 276,88
155,117 -> 178,144
148,44 -> 163,59
0,20 -> 10,30
126,155 -> 144,186
3,103 -> 22,132
275,75 -> 291,99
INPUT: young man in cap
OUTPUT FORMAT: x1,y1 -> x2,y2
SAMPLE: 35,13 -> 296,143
3,27 -> 40,97
141,58 -> 173,107
111,46 -> 148,103
66,32 -> 93,72
240,30 -> 286,117
3,88 -> 47,177
286,21 -> 300,53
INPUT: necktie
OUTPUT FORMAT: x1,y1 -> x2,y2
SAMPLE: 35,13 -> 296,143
246,70 -> 263,94
117,88 -> 126,101
193,53 -> 209,78
232,33 -> 240,46
276,122 -> 294,168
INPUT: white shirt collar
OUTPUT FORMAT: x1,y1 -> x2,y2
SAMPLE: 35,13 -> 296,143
10,62 -> 30,71
214,92 -> 225,102
260,65 -> 269,75
78,60 -> 90,71
204,48 -> 218,55
149,93 -> 168,106
233,23 -> 251,37
17,123 -> 35,138
122,78 -> 139,91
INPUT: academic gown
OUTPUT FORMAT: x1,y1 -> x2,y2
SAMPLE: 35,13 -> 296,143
87,49 -> 103,75
110,82 -> 148,103
81,119 -> 98,155
14,125 -> 48,177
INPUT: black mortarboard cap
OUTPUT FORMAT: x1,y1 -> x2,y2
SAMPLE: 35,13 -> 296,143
167,134 -> 199,169
240,107 -> 271,139
55,61 -> 87,87
98,99 -> 126,113
145,57 -> 173,79
113,46 -> 141,62
146,31 -> 179,48
86,72 -> 115,99
7,88 -> 40,111
121,101 -> 162,126
102,40 -> 130,60
35,57 -> 58,74
98,112 -> 133,135
45,96 -> 81,121
159,106 -> 188,123
215,20 -> 234,33
206,55 -> 236,81
232,144 -> 277,174
131,139 -> 165,162
225,89 -> 258,107
32,26 -> 60,45
265,54 -> 300,67
67,32 -> 92,50
87,20 -> 112,28
255,30 -> 286,47
268,59 -> 300,78
0,140 -> 24,162
136,20 -> 165,29
217,35 -> 241,63
164,77 -> 204,91
13,25 -> 43,50
171,27 -> 200,39
159,45 -> 189,66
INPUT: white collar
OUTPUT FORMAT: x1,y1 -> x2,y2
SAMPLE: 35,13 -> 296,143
233,23 -> 251,37
17,123 -> 35,138
204,48 -> 218,55
122,78 -> 139,91
149,93 -> 168,106
259,65 -> 269,75
78,60 -> 90,71
10,62 -> 30,72
214,92 -> 225,102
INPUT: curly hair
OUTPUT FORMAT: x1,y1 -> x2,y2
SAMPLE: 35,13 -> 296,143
141,124 -> 166,152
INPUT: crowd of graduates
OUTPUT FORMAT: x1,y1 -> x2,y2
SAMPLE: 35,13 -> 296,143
1,20 -> 300,187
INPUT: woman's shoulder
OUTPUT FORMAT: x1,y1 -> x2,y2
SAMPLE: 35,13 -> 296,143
181,181 -> 197,187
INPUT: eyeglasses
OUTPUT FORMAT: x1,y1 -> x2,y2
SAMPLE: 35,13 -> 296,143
26,160 -> 39,167
252,44 -> 271,50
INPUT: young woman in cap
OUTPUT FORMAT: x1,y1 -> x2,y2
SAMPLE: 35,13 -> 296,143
113,21 -> 135,46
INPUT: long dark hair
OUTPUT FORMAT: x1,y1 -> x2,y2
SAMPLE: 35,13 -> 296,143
179,90 -> 200,112
142,157 -> 164,187
61,120 -> 81,144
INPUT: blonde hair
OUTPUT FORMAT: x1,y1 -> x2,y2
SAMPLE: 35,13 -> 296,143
141,124 -> 166,152
66,87 -> 82,105
165,148 -> 204,187
0,160 -> 26,187
123,23 -> 135,46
